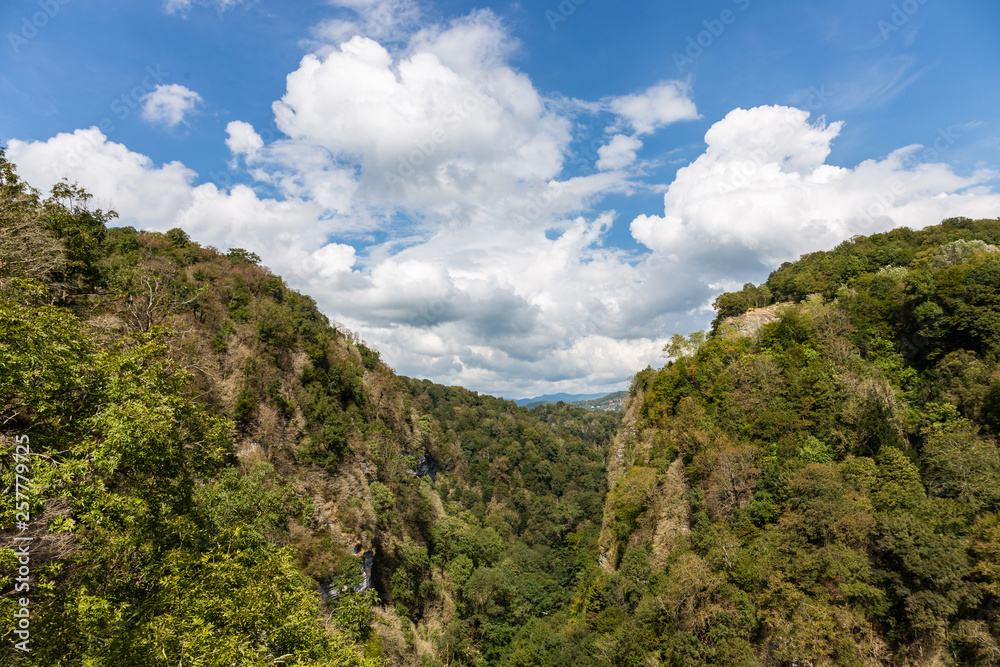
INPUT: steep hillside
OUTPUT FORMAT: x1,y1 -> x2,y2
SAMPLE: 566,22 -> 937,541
597,218 -> 1000,665
0,151 -> 619,666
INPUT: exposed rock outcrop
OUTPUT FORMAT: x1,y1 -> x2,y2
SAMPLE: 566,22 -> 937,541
719,302 -> 791,336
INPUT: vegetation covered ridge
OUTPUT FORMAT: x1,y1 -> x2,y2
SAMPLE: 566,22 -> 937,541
0,149 -> 620,666
599,216 -> 1000,665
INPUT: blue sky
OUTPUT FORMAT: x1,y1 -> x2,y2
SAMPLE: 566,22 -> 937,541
2,0 -> 999,397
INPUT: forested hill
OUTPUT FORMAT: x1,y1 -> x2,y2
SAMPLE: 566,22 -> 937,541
597,217 -> 1000,665
2,144 -> 1000,667
0,150 -> 620,666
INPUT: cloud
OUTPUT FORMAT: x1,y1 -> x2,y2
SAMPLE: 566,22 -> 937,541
314,0 -> 420,45
225,121 -> 264,160
317,218 -> 677,394
11,10 -> 1000,399
6,122 -> 666,395
6,128 -> 328,261
141,84 -> 202,129
607,81 -> 700,135
8,128 -> 199,226
597,134 -> 643,171
269,14 -> 582,230
631,105 -> 1000,269
164,0 -> 252,16
311,243 -> 358,278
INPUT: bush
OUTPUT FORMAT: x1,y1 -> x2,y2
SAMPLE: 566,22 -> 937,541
226,247 -> 261,265
233,387 -> 258,432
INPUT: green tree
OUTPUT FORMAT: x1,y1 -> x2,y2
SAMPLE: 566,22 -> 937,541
227,247 -> 262,265
42,180 -> 117,294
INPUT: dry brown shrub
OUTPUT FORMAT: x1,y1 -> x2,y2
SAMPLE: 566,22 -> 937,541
704,444 -> 760,521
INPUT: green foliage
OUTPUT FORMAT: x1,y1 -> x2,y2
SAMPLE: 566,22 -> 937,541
228,274 -> 253,322
358,342 -> 380,370
333,589 -> 381,643
257,301 -> 296,348
233,386 -> 258,432
928,238 -> 998,268
195,462 -> 305,546
266,378 -> 295,419
42,180 -> 117,293
0,291 -> 386,665
712,282 -> 773,324
871,446 -> 924,514
874,512 -> 977,639
663,330 -> 707,360
609,466 -> 658,544
164,227 -> 190,247
758,306 -> 814,350
211,318 -> 235,353
395,377 -> 615,661
446,554 -> 475,588
632,217 -> 1000,662
433,515 -> 502,567
922,429 -> 1000,514
226,246 -> 262,265
0,155 -> 390,664
369,481 -> 395,527
301,409 -> 350,469
6,149 -> 1000,664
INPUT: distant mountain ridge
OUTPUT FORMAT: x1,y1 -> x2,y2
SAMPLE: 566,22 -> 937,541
512,391 -> 627,409
512,392 -> 608,407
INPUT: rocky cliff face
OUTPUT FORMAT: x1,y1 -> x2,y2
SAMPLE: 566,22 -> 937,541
718,302 -> 791,336
598,383 -> 690,572
642,457 -> 691,570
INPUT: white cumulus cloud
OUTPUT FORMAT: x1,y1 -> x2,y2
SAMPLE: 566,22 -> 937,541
608,81 -> 700,135
597,134 -> 643,171
10,14 -> 1000,398
225,121 -> 264,160
141,84 -> 202,129
631,105 -> 1000,269
6,129 -> 328,268
267,14 -> 588,231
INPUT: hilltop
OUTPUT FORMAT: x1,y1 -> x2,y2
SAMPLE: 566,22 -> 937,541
595,217 -> 1000,665
511,391 -> 628,412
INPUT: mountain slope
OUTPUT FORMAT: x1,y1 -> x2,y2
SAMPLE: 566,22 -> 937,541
595,217 -> 1000,665
572,391 -> 628,412
0,150 -> 621,666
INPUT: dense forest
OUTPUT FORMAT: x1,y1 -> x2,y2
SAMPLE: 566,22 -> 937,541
603,219 -> 1000,665
0,149 -> 619,666
1,147 -> 1000,665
